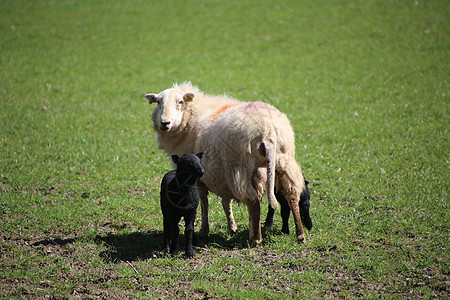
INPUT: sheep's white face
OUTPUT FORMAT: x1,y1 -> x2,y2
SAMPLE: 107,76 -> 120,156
145,89 -> 194,132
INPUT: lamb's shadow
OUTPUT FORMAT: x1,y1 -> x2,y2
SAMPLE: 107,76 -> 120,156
96,230 -> 164,262
31,228 -> 254,263
30,230 -> 164,262
98,229 -> 252,262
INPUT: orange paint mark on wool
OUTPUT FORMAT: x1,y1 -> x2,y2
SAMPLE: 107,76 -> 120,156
209,103 -> 238,121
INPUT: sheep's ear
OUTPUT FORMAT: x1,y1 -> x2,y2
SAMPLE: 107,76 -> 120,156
196,152 -> 204,159
183,93 -> 195,102
171,155 -> 180,165
145,94 -> 158,104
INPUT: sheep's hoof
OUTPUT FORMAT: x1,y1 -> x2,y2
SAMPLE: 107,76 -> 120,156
297,234 -> 306,243
228,224 -> 238,235
249,238 -> 262,248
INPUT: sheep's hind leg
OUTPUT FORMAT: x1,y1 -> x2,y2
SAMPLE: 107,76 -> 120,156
247,199 -> 262,247
222,198 -> 237,234
285,189 -> 305,242
198,182 -> 210,236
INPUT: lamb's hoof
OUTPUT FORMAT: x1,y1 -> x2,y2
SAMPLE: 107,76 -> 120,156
198,227 -> 209,236
281,227 -> 290,235
263,221 -> 273,228
297,234 -> 306,243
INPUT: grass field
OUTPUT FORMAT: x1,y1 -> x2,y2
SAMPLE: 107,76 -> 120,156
1,0 -> 448,298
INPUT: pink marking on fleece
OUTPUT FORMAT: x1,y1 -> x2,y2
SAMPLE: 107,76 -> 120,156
242,102 -> 270,111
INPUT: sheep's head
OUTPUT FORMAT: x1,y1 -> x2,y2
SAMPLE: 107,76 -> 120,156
145,89 -> 194,132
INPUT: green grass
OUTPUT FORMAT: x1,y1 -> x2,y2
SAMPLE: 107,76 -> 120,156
1,0 -> 448,298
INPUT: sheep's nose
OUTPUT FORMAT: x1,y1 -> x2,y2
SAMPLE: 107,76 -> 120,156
160,121 -> 171,130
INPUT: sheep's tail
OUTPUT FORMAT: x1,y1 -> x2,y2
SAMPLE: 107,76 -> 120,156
264,141 -> 278,210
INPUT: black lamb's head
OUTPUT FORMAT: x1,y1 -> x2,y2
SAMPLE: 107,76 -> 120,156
171,152 -> 204,178
300,180 -> 313,231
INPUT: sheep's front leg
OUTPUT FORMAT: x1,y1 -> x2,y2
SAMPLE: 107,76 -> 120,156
247,199 -> 262,247
198,182 -> 209,236
222,198 -> 237,234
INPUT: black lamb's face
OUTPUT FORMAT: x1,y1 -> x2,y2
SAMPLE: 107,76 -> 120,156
172,152 -> 204,178
300,180 -> 313,231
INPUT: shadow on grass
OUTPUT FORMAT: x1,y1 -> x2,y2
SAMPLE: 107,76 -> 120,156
97,229 -> 253,262
97,230 -> 164,262
31,228 -> 263,262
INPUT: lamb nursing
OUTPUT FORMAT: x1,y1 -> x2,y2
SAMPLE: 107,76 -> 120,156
145,82 -> 310,246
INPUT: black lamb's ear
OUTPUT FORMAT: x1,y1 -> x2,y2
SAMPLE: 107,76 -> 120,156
305,180 -> 309,186
196,152 -> 204,159
172,155 -> 180,165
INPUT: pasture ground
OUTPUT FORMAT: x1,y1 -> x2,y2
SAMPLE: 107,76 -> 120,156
1,0 -> 448,298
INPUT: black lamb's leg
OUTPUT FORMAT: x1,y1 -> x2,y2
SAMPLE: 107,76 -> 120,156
184,211 -> 196,257
299,181 -> 313,231
169,218 -> 180,254
277,191 -> 291,235
162,214 -> 170,251
264,205 -> 275,228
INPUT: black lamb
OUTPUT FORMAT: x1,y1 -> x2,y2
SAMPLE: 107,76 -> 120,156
264,179 -> 313,234
160,152 -> 204,257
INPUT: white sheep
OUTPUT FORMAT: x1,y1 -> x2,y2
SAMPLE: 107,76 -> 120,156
145,82 -> 307,246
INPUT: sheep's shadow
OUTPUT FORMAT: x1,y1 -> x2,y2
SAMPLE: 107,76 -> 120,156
31,228 -> 257,263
